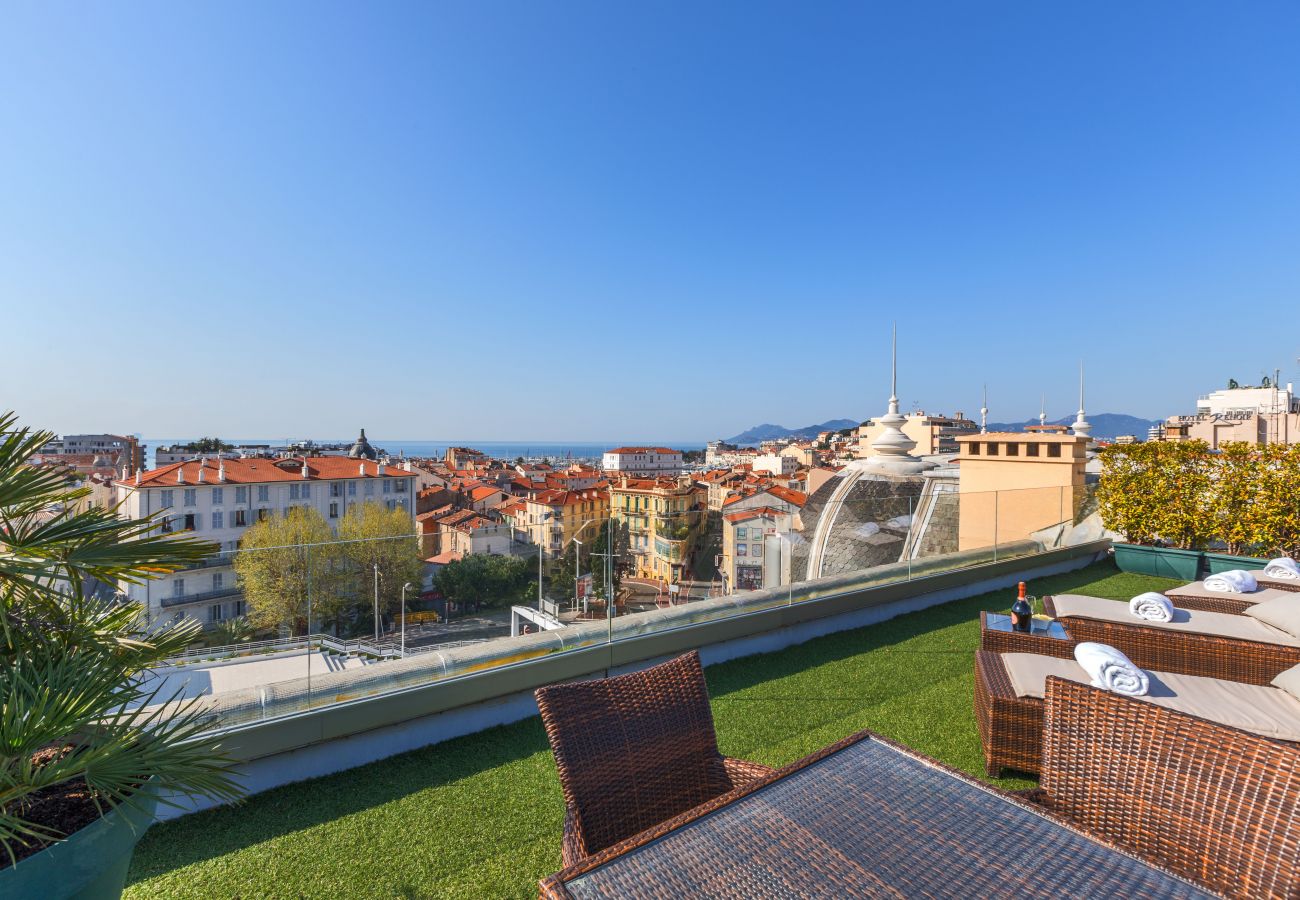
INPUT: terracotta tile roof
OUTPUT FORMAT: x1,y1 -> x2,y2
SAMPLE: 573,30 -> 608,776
723,506 -> 788,523
468,485 -> 504,501
116,456 -> 413,488
426,550 -> 464,565
605,447 -> 682,455
529,488 -> 608,507
767,485 -> 808,507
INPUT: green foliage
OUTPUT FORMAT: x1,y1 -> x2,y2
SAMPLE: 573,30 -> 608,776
434,553 -> 532,611
589,520 -> 629,599
1099,440 -> 1300,556
0,411 -> 242,865
336,501 -> 423,634
185,438 -> 231,453
232,507 -> 340,634
205,615 -> 257,648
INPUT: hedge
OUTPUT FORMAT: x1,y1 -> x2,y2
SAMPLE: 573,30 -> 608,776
1097,441 -> 1300,556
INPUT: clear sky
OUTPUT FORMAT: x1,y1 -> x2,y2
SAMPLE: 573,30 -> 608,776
3,2 -> 1299,442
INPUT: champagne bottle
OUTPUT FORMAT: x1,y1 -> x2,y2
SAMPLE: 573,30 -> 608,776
1011,581 -> 1032,633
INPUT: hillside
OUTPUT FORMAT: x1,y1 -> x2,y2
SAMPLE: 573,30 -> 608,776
984,413 -> 1159,440
724,419 -> 859,444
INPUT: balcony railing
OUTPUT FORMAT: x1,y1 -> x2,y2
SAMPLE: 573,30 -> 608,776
160,585 -> 242,608
180,552 -> 235,571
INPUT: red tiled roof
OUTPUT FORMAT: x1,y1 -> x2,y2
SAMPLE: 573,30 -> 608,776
116,457 -> 412,488
605,447 -> 681,455
724,506 -> 787,523
530,488 -> 608,507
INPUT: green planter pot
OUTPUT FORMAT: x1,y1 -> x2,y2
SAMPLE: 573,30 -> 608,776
0,783 -> 158,900
1112,543 -> 1203,581
1203,552 -> 1269,575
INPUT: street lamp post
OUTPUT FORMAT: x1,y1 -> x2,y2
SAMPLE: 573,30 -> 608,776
373,563 -> 380,642
401,582 -> 413,656
571,537 -> 584,614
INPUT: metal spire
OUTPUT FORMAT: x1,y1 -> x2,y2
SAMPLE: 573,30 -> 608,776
1039,394 -> 1047,428
1072,360 -> 1092,439
980,384 -> 988,434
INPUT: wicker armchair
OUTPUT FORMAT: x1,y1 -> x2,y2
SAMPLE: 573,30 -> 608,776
1028,677 -> 1300,898
535,650 -> 775,866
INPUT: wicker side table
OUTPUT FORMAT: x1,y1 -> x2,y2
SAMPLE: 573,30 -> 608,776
979,608 -> 1076,659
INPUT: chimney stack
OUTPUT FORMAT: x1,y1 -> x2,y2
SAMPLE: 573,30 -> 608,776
218,459 -> 227,483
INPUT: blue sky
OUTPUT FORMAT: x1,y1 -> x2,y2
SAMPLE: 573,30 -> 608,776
3,2 -> 1299,442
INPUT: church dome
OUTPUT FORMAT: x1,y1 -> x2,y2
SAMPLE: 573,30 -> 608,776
348,428 -> 378,460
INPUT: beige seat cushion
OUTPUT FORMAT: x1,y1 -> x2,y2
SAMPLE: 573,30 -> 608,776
1247,595 -> 1300,640
1272,663 -> 1300,700
1166,582 -> 1293,604
1001,653 -> 1300,742
1051,594 -> 1300,647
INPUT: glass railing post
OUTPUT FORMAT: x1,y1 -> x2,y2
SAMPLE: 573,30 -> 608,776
993,490 -> 999,563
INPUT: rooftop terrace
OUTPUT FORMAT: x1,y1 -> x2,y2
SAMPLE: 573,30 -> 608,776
124,560 -> 1178,899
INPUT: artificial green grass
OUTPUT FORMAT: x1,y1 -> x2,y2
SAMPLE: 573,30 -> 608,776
124,561 -> 1179,899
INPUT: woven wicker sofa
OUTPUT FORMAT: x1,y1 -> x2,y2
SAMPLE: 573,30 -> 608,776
1025,677 -> 1300,898
1043,594 -> 1300,683
1163,581 -> 1298,615
974,647 -> 1300,777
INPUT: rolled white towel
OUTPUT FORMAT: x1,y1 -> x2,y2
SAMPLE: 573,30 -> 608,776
1074,641 -> 1149,697
1204,569 -> 1258,593
1129,592 -> 1174,622
1264,558 -> 1300,580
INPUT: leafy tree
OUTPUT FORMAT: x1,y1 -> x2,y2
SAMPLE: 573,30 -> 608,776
434,553 -> 532,613
233,507 -> 342,634
188,437 -> 232,453
0,411 -> 241,863
590,519 -> 629,599
337,501 -> 423,635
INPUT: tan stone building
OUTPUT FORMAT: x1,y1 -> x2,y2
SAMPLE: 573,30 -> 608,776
954,432 -> 1088,552
858,412 -> 977,457
609,476 -> 706,583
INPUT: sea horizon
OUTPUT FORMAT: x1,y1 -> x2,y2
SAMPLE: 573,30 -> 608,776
141,437 -> 707,466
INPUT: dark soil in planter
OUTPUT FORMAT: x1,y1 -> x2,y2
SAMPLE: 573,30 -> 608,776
8,747 -> 107,865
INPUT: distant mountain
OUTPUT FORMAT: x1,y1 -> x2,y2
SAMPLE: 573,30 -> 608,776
724,419 -> 859,445
984,413 -> 1160,440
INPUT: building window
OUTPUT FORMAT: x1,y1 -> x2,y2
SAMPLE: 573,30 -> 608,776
173,579 -> 185,597
396,480 -> 408,493
348,481 -> 357,496
183,513 -> 197,531
986,443 -> 999,456
160,490 -> 174,508
234,600 -> 246,616
183,488 -> 197,506
257,508 -> 269,521
234,509 -> 247,527
301,484 -> 311,499
737,545 -> 747,556
737,527 -> 747,539
235,486 -> 248,503
1047,444 -> 1062,458
753,543 -> 763,557
212,511 -> 224,529
212,572 -> 223,590
329,502 -> 339,519
365,481 -> 375,496
209,604 -> 223,623
289,484 -> 299,500
257,486 -> 269,502
1026,443 -> 1040,457
383,480 -> 393,494
330,482 -> 342,498
212,487 -> 224,505
1006,443 -> 1019,457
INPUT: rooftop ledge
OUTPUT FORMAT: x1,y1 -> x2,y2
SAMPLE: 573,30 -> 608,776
161,538 -> 1110,819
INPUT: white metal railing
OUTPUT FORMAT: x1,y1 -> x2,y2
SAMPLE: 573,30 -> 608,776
162,633 -> 403,666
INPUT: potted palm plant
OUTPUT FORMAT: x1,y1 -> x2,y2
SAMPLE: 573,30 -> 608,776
0,412 -> 242,898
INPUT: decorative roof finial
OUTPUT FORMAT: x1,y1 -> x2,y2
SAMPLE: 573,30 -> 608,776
980,384 -> 988,434
862,322 -> 933,475
1072,360 -> 1092,439
1039,395 -> 1047,429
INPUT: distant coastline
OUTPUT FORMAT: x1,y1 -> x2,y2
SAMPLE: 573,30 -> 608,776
142,438 -> 707,467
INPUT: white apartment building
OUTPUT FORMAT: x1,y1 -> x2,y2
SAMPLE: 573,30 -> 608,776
601,446 -> 683,474
752,453 -> 798,476
112,456 -> 416,628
